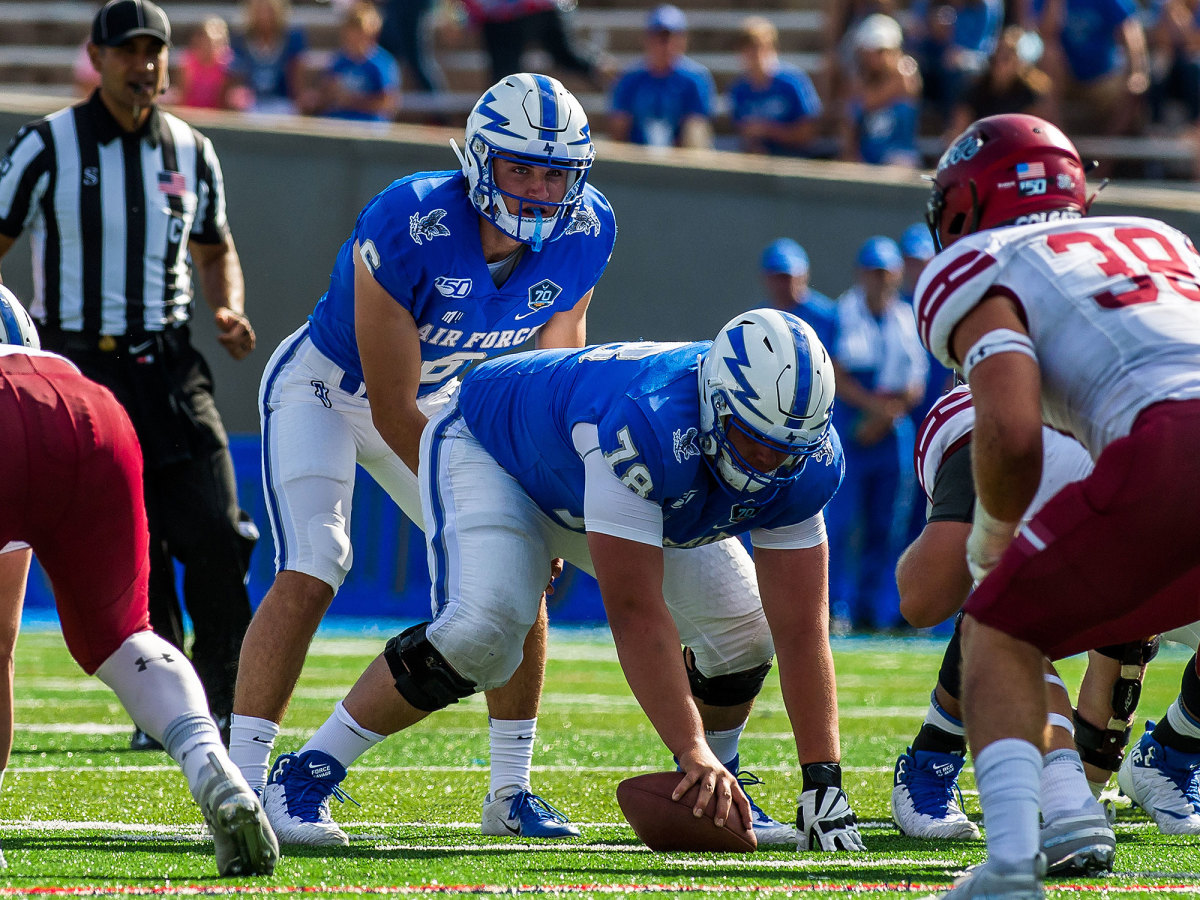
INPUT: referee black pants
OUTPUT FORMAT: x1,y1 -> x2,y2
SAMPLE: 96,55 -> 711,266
39,325 -> 254,723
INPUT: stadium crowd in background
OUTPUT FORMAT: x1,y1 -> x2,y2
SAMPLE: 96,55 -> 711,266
48,0 -> 1200,177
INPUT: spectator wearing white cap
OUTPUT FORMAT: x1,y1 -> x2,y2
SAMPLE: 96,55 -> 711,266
839,13 -> 923,167
824,236 -> 928,633
608,4 -> 716,149
759,238 -> 837,353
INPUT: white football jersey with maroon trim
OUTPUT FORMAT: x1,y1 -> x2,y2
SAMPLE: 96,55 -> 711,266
914,384 -> 1093,517
914,216 -> 1200,456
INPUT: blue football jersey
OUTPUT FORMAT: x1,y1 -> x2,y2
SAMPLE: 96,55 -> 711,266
306,170 -> 616,396
457,341 -> 844,547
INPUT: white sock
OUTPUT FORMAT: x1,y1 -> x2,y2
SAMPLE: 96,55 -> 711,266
1167,695 -> 1200,740
975,738 -> 1042,868
489,717 -> 536,797
924,690 -> 966,735
161,712 -> 231,797
228,714 -> 281,793
302,700 -> 385,770
706,724 -> 746,770
1041,748 -> 1100,822
94,632 -> 210,741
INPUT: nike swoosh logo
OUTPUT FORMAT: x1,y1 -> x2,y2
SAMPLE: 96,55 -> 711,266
129,340 -> 154,354
501,821 -> 521,835
513,309 -> 541,321
251,736 -> 273,744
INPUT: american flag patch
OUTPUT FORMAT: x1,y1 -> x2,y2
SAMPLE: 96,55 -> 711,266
1015,161 -> 1046,180
157,171 -> 187,196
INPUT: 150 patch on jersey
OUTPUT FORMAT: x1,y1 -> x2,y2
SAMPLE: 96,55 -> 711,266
434,276 -> 472,298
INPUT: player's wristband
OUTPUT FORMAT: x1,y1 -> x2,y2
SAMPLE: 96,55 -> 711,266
801,762 -> 842,791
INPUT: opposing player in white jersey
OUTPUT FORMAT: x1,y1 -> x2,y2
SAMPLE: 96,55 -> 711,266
892,384 -> 1167,875
913,112 -> 1200,898
230,73 -> 616,844
262,309 -> 867,853
0,287 -> 278,877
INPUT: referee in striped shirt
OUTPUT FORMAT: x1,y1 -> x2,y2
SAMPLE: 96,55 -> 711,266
0,0 -> 256,747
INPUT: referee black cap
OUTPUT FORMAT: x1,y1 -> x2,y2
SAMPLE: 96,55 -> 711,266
91,0 -> 172,48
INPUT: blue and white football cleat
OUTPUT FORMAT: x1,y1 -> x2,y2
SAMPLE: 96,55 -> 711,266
262,750 -> 358,847
1118,728 -> 1200,835
481,788 -> 581,838
891,747 -> 980,839
726,757 -> 800,846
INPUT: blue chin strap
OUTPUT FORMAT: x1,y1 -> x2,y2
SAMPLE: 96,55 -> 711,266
531,208 -> 544,253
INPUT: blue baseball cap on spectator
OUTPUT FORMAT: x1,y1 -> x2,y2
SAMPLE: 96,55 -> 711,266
647,4 -> 687,33
857,236 -> 903,271
899,224 -> 936,261
761,238 -> 809,276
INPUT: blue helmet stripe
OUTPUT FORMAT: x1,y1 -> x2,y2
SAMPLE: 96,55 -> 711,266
0,294 -> 24,345
784,317 -> 813,427
532,73 -> 558,142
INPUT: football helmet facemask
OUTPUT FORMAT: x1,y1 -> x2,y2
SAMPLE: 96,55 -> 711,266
0,285 -> 40,349
453,72 -> 595,252
699,309 -> 835,498
926,113 -> 1088,250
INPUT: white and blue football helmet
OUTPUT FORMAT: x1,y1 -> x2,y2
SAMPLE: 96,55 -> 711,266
0,284 -> 39,349
453,72 -> 595,251
699,308 -> 835,495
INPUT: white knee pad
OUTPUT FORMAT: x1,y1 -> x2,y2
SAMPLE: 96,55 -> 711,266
427,607 -> 532,692
290,512 -> 353,591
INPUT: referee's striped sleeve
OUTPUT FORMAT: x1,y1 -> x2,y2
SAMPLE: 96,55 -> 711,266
191,130 -> 228,243
0,124 -> 50,238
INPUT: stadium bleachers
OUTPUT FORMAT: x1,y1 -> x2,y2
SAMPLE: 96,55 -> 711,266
0,1 -> 1192,177
0,0 -> 826,129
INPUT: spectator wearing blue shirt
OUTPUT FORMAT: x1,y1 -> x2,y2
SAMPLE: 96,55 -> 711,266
759,238 -> 837,355
825,236 -> 928,633
1031,0 -> 1151,137
728,16 -> 824,157
908,0 -> 1005,129
229,0 -> 308,115
305,1 -> 400,123
839,14 -> 922,167
608,5 -> 716,149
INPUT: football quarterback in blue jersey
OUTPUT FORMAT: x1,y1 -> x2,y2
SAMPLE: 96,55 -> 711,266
269,309 -> 868,852
230,73 -> 616,845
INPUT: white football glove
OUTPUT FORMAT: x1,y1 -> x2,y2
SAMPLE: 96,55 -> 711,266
966,503 -> 1019,583
796,784 -> 866,852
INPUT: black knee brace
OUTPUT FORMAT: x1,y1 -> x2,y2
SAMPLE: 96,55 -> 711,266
684,647 -> 772,707
383,623 -> 477,712
1075,637 -> 1160,771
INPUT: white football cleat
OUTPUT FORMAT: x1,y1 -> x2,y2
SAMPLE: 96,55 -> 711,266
1118,729 -> 1200,835
195,752 -> 279,876
262,750 -> 355,847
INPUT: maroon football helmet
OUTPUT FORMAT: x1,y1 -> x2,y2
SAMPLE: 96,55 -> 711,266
926,114 -> 1088,250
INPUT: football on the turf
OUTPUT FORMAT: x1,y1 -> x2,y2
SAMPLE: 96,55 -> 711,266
616,772 -> 757,852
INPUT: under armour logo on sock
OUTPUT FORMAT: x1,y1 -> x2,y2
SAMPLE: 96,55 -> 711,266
134,653 -> 175,671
